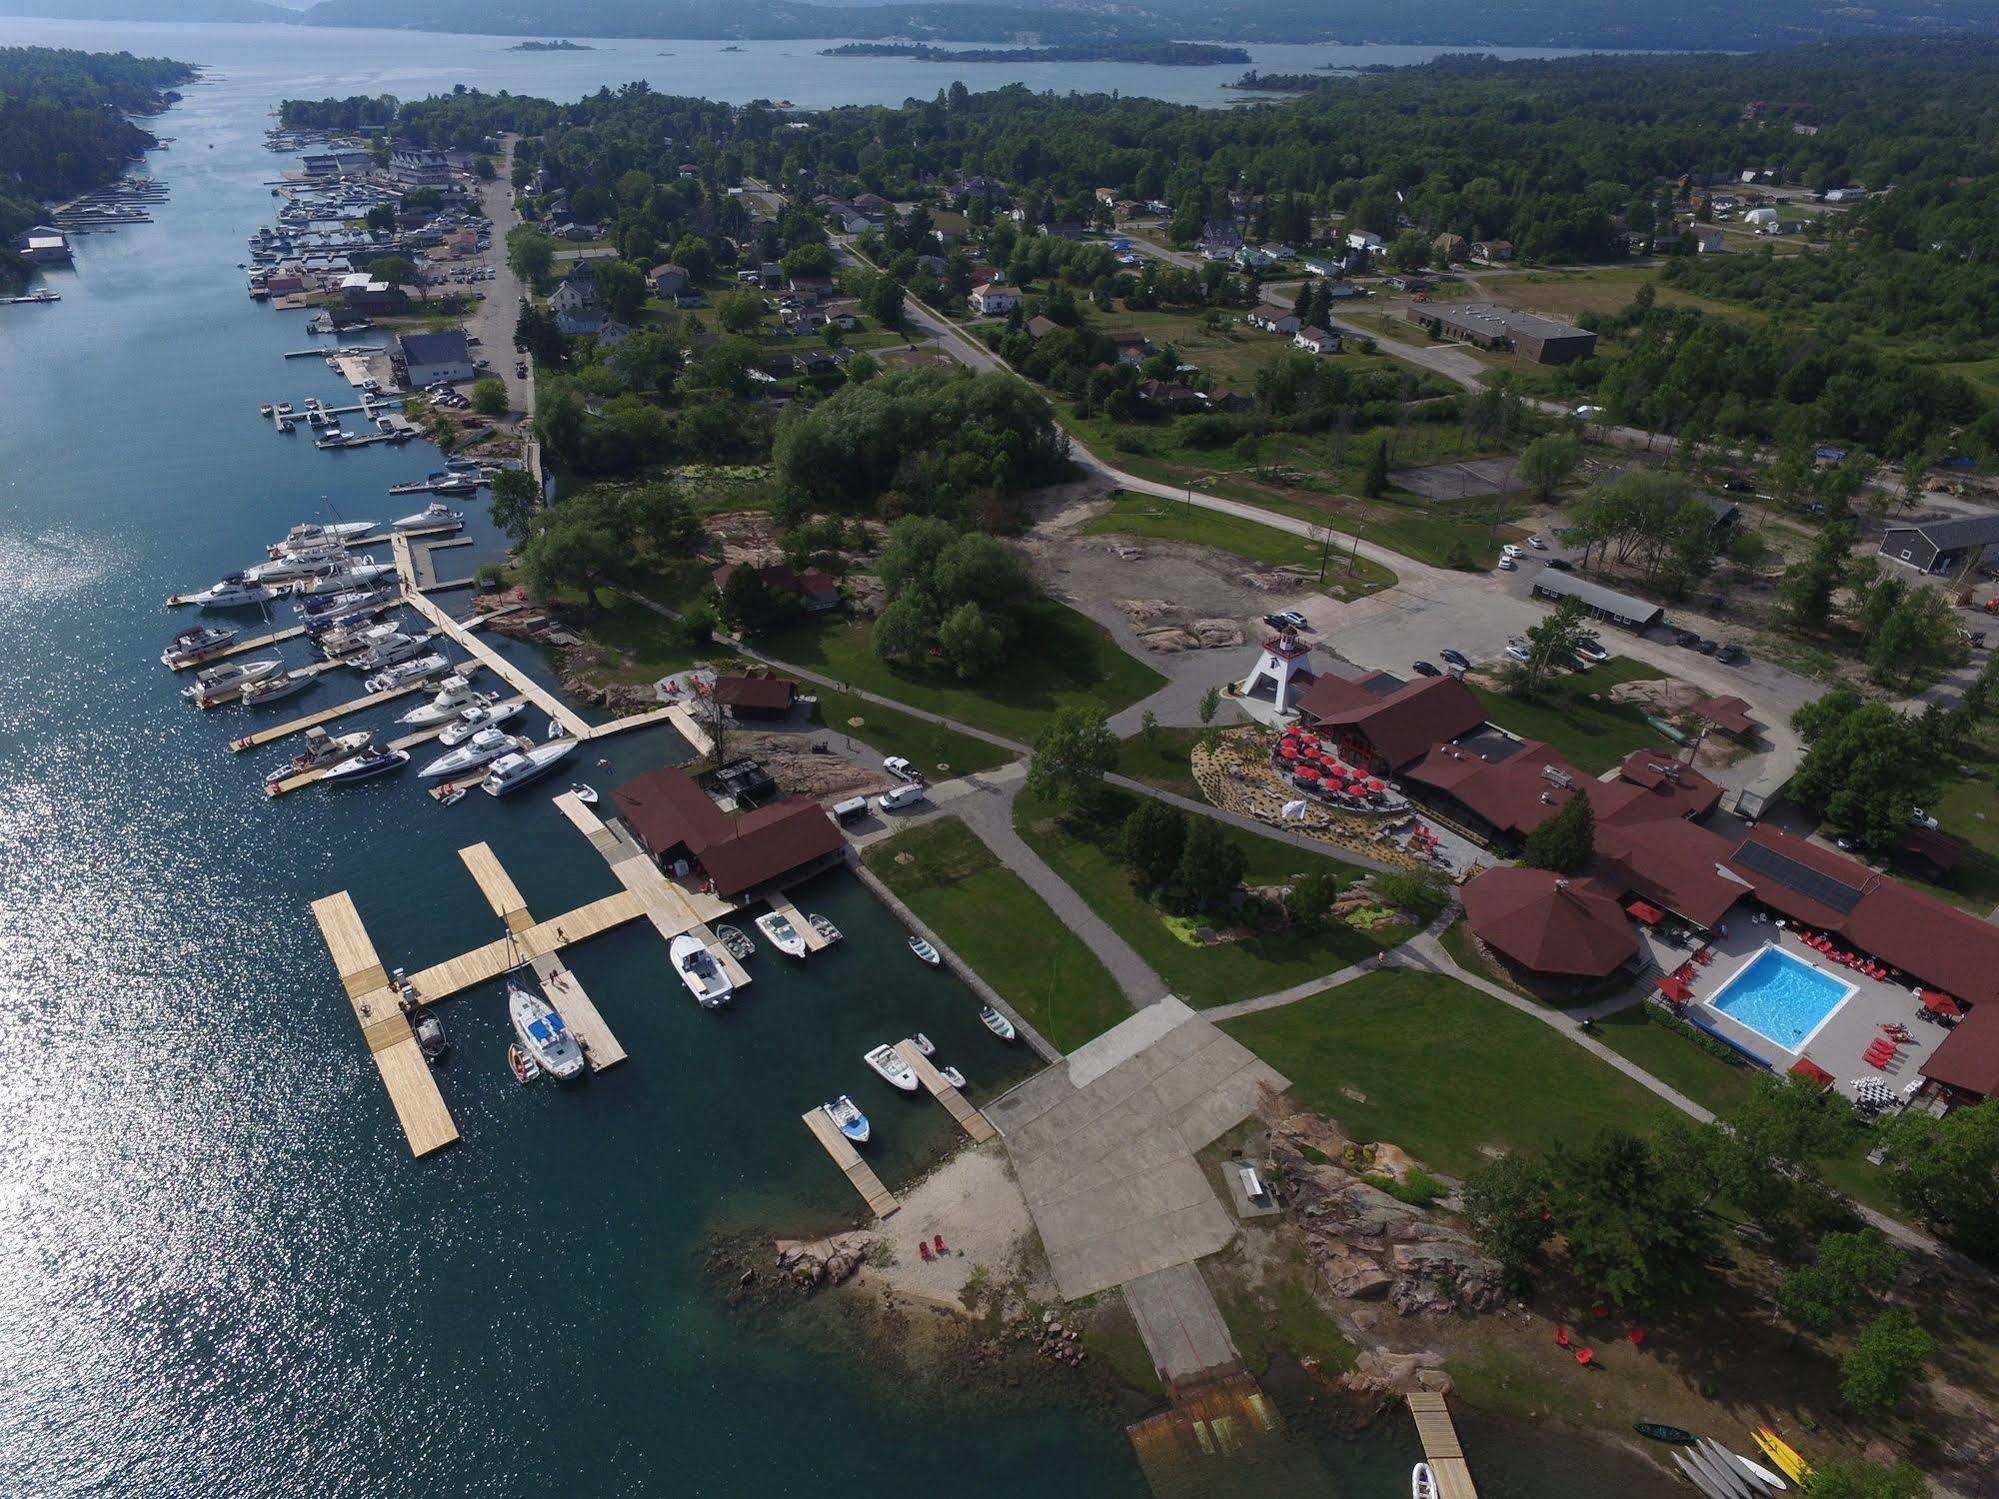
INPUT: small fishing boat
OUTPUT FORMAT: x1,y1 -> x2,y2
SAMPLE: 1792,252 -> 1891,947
979,1006 -> 1017,1042
715,924 -> 755,961
237,669 -> 315,707
568,783 -> 598,805
1635,1423 -> 1698,1445
161,624 -> 237,667
908,936 -> 940,967
414,1013 -> 448,1064
938,1064 -> 967,1089
259,403 -> 273,417
913,1033 -> 935,1057
391,501 -> 462,530
806,913 -> 842,946
1412,1464 -> 1437,1499
182,656 -> 283,702
437,699 -> 523,745
363,654 -> 450,694
756,911 -> 809,959
821,1095 -> 870,1144
669,933 -> 734,1008
319,746 -> 409,784
863,1044 -> 920,1092
265,726 -> 369,787
481,738 -> 577,797
507,1042 -> 540,1084
509,979 -> 584,1081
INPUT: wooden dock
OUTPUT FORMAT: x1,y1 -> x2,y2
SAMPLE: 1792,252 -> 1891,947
802,1108 -> 898,1218
228,667 -> 478,751
460,841 -> 533,933
892,1040 -> 997,1142
1407,1393 -> 1480,1499
402,890 -> 647,1005
165,622 -> 305,669
529,952 -> 626,1072
411,536 -> 476,591
768,892 -> 830,953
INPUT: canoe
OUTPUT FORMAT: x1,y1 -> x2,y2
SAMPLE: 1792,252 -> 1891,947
1698,1438 -> 1782,1495
1751,1429 -> 1812,1487
1731,1449 -> 1788,1492
1673,1452 -> 1735,1499
1686,1440 -> 1758,1499
908,935 -> 940,966
1634,1422 -> 1698,1445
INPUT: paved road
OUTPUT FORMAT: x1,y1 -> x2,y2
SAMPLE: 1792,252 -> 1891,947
470,139 -> 532,417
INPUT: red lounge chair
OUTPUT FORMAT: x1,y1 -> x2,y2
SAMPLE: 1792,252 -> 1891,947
1865,1052 -> 1893,1070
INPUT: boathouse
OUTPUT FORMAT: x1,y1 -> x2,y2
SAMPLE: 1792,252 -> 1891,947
612,767 -> 844,900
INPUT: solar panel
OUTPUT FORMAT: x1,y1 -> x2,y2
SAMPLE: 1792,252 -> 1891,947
1733,840 -> 1865,914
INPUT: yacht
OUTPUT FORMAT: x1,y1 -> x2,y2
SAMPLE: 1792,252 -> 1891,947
863,1044 -> 920,1092
270,520 -> 372,557
244,545 -> 349,583
291,560 -> 390,598
181,657 -> 282,702
188,573 -> 278,609
316,617 -> 405,658
419,727 -> 521,779
424,471 -> 478,496
264,726 -> 369,787
391,502 -> 463,531
364,654 -> 449,694
669,933 -> 735,1008
480,738 -> 578,797
398,676 -> 483,726
298,583 -> 397,619
437,699 -> 523,745
509,979 -> 584,1082
238,670 -> 315,707
319,745 -> 409,784
161,624 -> 237,667
821,1095 -> 870,1145
349,630 -> 432,673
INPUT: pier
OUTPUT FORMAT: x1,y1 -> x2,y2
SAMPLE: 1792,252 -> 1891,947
801,1108 -> 899,1218
231,666 -> 481,752
1407,1392 -> 1481,1499
767,892 -> 831,953
892,1040 -> 997,1142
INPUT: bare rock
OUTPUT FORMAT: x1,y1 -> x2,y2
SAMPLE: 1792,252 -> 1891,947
1138,627 -> 1200,654
1326,1182 -> 1428,1240
1369,1142 -> 1421,1182
1320,1251 -> 1393,1300
1388,1240 -> 1506,1314
1190,618 -> 1246,648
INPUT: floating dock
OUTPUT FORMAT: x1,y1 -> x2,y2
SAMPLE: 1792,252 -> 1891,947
230,667 -> 477,752
410,537 -> 476,592
1407,1393 -> 1480,1499
892,1040 -> 997,1142
768,892 -> 831,953
802,1108 -> 898,1218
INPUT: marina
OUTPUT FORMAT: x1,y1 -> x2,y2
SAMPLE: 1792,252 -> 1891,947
801,1106 -> 899,1218
891,1039 -> 997,1142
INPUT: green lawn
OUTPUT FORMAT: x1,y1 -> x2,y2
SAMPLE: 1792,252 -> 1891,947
759,601 -> 1163,745
1470,656 -> 1670,773
1589,1006 -> 1764,1117
1921,762 -> 1999,913
1115,726 -> 1205,798
1012,787 -> 1403,1007
811,688 -> 1017,777
862,817 -> 1128,1053
1219,970 -> 1687,1175
1081,491 -> 1398,590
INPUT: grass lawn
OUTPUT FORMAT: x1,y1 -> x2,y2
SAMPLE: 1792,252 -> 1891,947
1012,787 -> 1403,1007
1921,761 -> 1999,913
862,817 -> 1128,1052
559,565 -> 716,684
1484,266 -> 1764,325
1115,726 -> 1205,798
1219,970 -> 1687,1175
811,688 -> 1016,777
1470,656 -> 1668,773
760,601 -> 1163,745
1081,491 -> 1398,591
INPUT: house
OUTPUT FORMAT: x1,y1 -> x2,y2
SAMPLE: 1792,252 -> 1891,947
611,767 -> 844,901
1138,380 -> 1204,411
1024,315 -> 1060,340
648,263 -> 689,298
264,272 -> 305,298
1199,220 -> 1243,261
968,283 -> 1022,316
852,192 -> 891,219
832,208 -> 874,236
1529,573 -> 1663,630
389,148 -> 449,187
1472,240 -> 1515,263
1111,329 -> 1150,363
711,562 -> 841,612
711,674 -> 799,721
1432,232 -> 1469,263
1345,230 -> 1384,254
593,320 -> 632,347
786,275 -> 835,306
1462,870 -> 1640,978
1094,187 -> 1118,206
555,310 -> 604,337
1040,221 -> 1085,242
549,265 -> 599,316
338,272 -> 405,315
1248,304 -> 1301,335
1405,302 -> 1596,364
1690,225 -> 1729,254
1204,387 -> 1252,413
954,175 -> 1010,209
395,329 -> 474,387
928,210 -> 971,245
1296,673 -> 1488,774
1878,514 -> 1999,577
1823,187 -> 1867,203
1302,256 -> 1345,278
1293,326 -> 1341,355
759,261 -> 783,289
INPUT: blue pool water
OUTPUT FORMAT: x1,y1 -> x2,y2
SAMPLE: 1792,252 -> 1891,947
1707,946 -> 1855,1051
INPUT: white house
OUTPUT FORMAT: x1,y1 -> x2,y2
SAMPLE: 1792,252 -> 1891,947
1248,304 -> 1301,335
1345,230 -> 1384,254
396,329 -> 475,387
549,269 -> 599,315
389,148 -> 449,187
1293,326 -> 1341,355
1690,225 -> 1729,254
968,282 -> 1022,316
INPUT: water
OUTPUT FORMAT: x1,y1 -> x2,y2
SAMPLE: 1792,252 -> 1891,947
1706,945 -> 1854,1051
0,22 -> 1684,1497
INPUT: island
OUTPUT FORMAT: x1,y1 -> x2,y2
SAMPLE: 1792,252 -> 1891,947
507,39 -> 595,51
822,41 -> 1251,66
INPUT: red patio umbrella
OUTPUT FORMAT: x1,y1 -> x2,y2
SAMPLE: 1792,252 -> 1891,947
1554,1327 -> 1571,1348
1294,765 -> 1322,781
1366,779 -> 1385,792
1922,989 -> 1963,1018
1575,1347 -> 1595,1366
1279,744 -> 1300,760
1655,975 -> 1692,1004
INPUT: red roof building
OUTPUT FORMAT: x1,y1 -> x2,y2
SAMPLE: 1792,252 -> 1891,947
1461,869 -> 1639,977
1298,674 -> 1488,772
1588,818 -> 1748,929
1923,1004 -> 1999,1101
1693,695 -> 1757,738
712,674 -> 798,719
711,563 -> 841,612
612,767 -> 845,899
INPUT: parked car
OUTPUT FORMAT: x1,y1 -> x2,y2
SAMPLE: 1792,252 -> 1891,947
1574,638 -> 1609,664
1263,610 -> 1310,632
1696,638 -> 1720,655
1505,640 -> 1532,663
877,783 -> 926,812
1545,557 -> 1575,571
1412,660 -> 1441,678
1500,543 -> 1522,558
1439,648 -> 1470,669
883,755 -> 926,784
1910,807 -> 1940,831
1527,536 -> 1549,550
1722,478 -> 1756,493
1497,556 -> 1517,571
1573,405 -> 1604,420
1717,643 -> 1749,665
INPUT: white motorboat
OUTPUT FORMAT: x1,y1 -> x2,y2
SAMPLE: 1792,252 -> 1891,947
979,1006 -> 1018,1042
419,726 -> 521,779
319,745 -> 409,784
161,624 -> 238,667
755,911 -> 809,959
938,1064 -> 967,1089
1413,1464 -> 1437,1499
863,1044 -> 920,1092
297,583 -> 397,619
188,573 -> 278,609
669,933 -> 734,1008
821,1095 -> 870,1144
509,979 -> 584,1082
437,698 -> 523,745
238,670 -> 315,707
391,502 -> 462,531
349,629 -> 432,672
264,726 -> 369,786
316,615 -> 401,657
913,1033 -> 935,1057
480,738 -> 577,797
291,560 -> 391,597
715,924 -> 755,961
806,913 -> 842,946
398,675 -> 482,725
244,545 -> 348,583
414,1013 -> 448,1064
271,520 -> 372,556
568,783 -> 598,805
181,656 -> 282,701
364,654 -> 449,693
909,936 -> 941,967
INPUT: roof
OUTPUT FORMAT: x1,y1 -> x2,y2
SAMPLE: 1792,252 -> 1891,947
1025,315 -> 1059,339
1693,695 -> 1756,735
648,262 -> 688,278
1880,514 -> 1999,552
1590,818 -> 1748,928
712,674 -> 797,711
710,562 -> 839,601
613,766 -> 731,854
1403,737 -> 1581,840
1462,868 -> 1639,977
1251,303 -> 1293,321
1292,670 -> 1403,721
612,767 -> 844,899
1529,572 -> 1664,626
1603,749 -> 1724,822
396,329 -> 470,365
1894,824 -> 1965,872
1922,1004 -> 1999,1099
1296,325 -> 1335,342
1304,674 -> 1488,769
1421,301 -> 1592,343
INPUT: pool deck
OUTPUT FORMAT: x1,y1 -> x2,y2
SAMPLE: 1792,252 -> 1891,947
1676,919 -> 1946,1102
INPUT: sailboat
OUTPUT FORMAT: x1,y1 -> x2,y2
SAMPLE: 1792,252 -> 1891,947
509,978 -> 584,1081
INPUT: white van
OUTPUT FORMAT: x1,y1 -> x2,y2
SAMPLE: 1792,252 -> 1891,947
877,783 -> 926,812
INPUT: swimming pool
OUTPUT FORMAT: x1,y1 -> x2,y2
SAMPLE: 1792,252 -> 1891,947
1705,944 -> 1856,1053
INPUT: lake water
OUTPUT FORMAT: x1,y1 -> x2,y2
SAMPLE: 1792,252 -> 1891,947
0,19 -> 1685,1496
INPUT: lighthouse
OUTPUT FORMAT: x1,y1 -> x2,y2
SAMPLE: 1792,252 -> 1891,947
1238,625 -> 1316,716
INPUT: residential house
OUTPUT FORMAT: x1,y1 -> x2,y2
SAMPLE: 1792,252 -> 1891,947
1472,239 -> 1515,263
1203,387 -> 1252,413
1111,329 -> 1150,364
712,675 -> 799,722
1024,315 -> 1061,340
1199,220 -> 1243,261
968,282 -> 1022,316
338,272 -> 405,315
1138,380 -> 1204,412
1040,221 -> 1085,242
593,320 -> 632,347
1248,304 -> 1301,335
786,275 -> 835,306
1690,225 -> 1729,254
1301,255 -> 1344,278
711,562 -> 841,612
1293,326 -> 1341,355
549,263 -> 599,316
953,175 -> 1010,209
928,210 -> 971,246
1345,230 -> 1385,254
1324,279 -> 1365,299
555,310 -> 604,337
1432,232 -> 1469,263
1094,187 -> 1118,206
648,263 -> 689,298
395,329 -> 474,387
1823,187 -> 1866,204
851,192 -> 891,223
1758,220 -> 1811,236
1878,514 -> 1999,577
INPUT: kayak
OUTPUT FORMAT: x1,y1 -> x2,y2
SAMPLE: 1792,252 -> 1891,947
1752,1429 -> 1813,1487
1634,1422 -> 1698,1445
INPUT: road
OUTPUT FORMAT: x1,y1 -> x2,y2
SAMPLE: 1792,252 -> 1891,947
468,137 -> 532,417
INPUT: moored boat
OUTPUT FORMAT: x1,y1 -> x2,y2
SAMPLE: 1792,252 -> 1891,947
806,913 -> 842,946
391,501 -> 463,530
507,1042 -> 540,1083
509,979 -> 584,1081
908,936 -> 940,967
419,726 -> 521,779
715,924 -> 755,961
1412,1463 -> 1437,1499
414,1013 -> 448,1064
979,1006 -> 1017,1041
568,782 -> 598,804
182,656 -> 283,702
938,1064 -> 967,1089
364,654 -> 449,694
755,911 -> 808,958
348,629 -> 432,673
270,519 -> 372,557
320,746 -> 409,784
437,698 -> 523,744
669,933 -> 734,1008
265,726 -> 369,787
863,1044 -> 920,1092
187,572 -> 278,609
237,669 -> 315,707
821,1095 -> 870,1144
161,624 -> 238,667
398,675 -> 482,725
480,738 -> 577,797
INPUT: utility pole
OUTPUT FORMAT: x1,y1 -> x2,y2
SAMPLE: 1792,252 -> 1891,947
1348,523 -> 1365,576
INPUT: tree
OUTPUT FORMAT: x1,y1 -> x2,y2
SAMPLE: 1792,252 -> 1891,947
1117,799 -> 1188,890
1867,586 -> 1966,687
1777,521 -> 1856,629
870,594 -> 930,664
1875,1099 -> 1999,1256
670,233 -> 714,283
781,242 -> 835,279
865,275 -> 905,330
364,203 -> 394,234
1361,435 -> 1391,497
719,564 -> 779,637
1546,1130 -> 1713,1308
621,482 -> 701,561
936,600 -> 1006,679
1026,707 -> 1120,815
1162,817 -> 1248,915
1661,1076 -> 1856,1240
1283,867 -> 1344,929
1790,690 -> 1935,850
505,224 -> 555,285
1389,229 -> 1431,272
487,468 -> 541,543
1778,1229 -> 1904,1334
1518,432 -> 1581,502
473,154 -> 496,181
1462,1154 -> 1551,1285
594,259 -> 646,323
1520,790 -> 1595,873
1840,1311 -> 1932,1416
1506,596 -> 1591,700
716,289 -> 766,335
517,509 -> 619,608
1197,685 -> 1221,726
470,378 -> 507,417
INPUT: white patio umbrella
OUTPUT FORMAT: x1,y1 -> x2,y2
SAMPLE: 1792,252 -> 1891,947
1280,799 -> 1309,821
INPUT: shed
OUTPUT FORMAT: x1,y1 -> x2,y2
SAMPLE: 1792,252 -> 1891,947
1529,573 -> 1663,630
